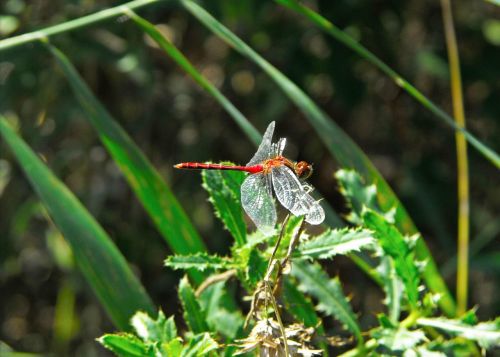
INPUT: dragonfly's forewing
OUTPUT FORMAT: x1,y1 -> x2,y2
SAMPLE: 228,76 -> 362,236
246,121 -> 275,166
241,172 -> 277,234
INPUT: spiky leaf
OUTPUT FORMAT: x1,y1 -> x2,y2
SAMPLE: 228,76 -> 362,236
363,209 -> 420,308
181,333 -> 219,357
130,310 -> 177,344
292,261 -> 362,342
335,169 -> 380,224
199,281 -> 244,339
372,327 -> 426,352
165,253 -> 233,272
283,278 -> 321,328
97,334 -> 153,357
377,257 -> 404,323
296,228 -> 374,260
417,317 -> 500,349
178,277 -> 209,334
202,168 -> 247,246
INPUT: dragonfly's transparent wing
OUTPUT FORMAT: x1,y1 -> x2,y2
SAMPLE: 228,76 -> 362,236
246,121 -> 275,166
241,173 -> 277,235
271,138 -> 287,157
303,194 -> 325,225
271,165 -> 309,216
271,166 -> 325,224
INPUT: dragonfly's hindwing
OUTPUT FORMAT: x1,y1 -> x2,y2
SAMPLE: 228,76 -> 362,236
271,166 -> 309,216
240,172 -> 277,234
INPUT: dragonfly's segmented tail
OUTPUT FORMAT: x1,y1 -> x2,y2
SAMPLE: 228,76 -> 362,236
174,162 -> 263,174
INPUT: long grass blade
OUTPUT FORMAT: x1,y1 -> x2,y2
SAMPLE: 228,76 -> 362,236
0,117 -> 155,330
276,0 -> 500,169
46,43 -> 206,284
180,0 -> 456,316
0,0 -> 164,52
440,0 -> 469,316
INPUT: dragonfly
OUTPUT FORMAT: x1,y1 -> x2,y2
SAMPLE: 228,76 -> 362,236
174,121 -> 325,234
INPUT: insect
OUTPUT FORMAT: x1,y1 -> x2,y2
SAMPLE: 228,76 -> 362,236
175,121 -> 325,234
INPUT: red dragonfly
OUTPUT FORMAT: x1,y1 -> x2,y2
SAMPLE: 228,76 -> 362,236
175,121 -> 324,234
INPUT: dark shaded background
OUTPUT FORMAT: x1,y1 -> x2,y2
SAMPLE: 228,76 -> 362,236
0,0 -> 499,355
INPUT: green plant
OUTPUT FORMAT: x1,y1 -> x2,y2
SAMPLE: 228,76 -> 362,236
1,0 -> 499,355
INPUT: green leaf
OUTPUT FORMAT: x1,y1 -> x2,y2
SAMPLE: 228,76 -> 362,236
276,0 -> 500,169
335,169 -> 381,224
181,333 -> 219,357
181,0 -> 455,316
178,276 -> 209,334
162,338 -> 184,356
165,253 -> 233,272
292,261 -> 362,343
0,118 -> 154,330
46,43 -> 206,284
377,257 -> 403,324
198,281 -> 244,339
371,327 -> 426,352
363,209 -> 420,309
283,278 -> 321,328
202,168 -> 247,246
97,334 -> 152,357
296,227 -> 375,260
131,310 -> 177,343
417,317 -> 500,349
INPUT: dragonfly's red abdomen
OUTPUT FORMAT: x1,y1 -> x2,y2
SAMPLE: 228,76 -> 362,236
174,162 -> 263,174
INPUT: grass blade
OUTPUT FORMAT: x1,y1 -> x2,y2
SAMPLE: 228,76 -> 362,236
0,0 -> 163,52
180,0 -> 456,316
276,0 -> 500,169
46,43 -> 206,283
0,118 -> 155,330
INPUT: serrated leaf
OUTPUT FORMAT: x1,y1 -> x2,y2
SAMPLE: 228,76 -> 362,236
335,169 -> 380,224
131,310 -> 177,344
181,333 -> 219,357
178,276 -> 209,334
202,168 -> 247,246
165,253 -> 233,272
283,278 -> 321,328
291,261 -> 362,342
377,257 -> 403,323
199,281 -> 244,339
164,316 -> 178,343
97,334 -> 153,357
363,209 -> 420,309
372,327 -> 426,352
245,249 -> 267,289
162,338 -> 184,356
417,317 -> 500,349
296,228 -> 375,260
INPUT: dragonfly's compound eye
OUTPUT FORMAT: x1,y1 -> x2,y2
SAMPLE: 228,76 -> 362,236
295,161 -> 313,180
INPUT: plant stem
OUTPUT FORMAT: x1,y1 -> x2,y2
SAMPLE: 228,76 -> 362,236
440,0 -> 469,316
0,0 -> 163,52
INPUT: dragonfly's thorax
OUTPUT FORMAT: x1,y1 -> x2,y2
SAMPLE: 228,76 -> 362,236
262,156 -> 312,180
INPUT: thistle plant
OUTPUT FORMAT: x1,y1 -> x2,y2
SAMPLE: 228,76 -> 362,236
0,0 -> 499,356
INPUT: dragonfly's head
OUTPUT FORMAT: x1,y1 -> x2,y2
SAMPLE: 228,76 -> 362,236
295,161 -> 313,180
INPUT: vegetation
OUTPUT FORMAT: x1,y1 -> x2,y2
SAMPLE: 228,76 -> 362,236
1,0 -> 499,355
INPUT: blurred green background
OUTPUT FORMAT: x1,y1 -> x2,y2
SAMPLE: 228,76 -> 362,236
0,0 -> 499,355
